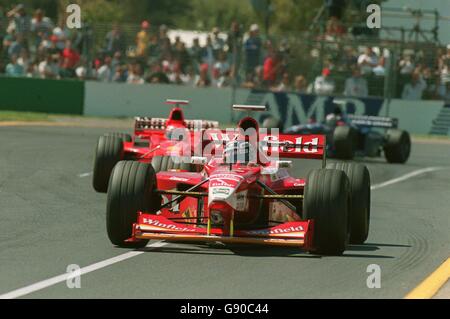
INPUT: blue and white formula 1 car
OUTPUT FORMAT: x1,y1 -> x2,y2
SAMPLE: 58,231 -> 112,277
262,104 -> 411,164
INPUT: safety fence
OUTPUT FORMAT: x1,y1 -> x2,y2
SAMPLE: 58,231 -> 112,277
1,21 -> 447,102
0,77 -> 449,136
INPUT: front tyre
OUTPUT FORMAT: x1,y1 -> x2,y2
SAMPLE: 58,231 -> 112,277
303,169 -> 350,255
106,161 -> 161,248
93,135 -> 123,193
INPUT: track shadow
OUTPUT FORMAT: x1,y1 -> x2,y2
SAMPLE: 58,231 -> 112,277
136,241 -> 406,259
139,243 -> 400,259
139,245 -> 396,259
344,242 -> 409,257
363,242 -> 411,248
341,253 -> 395,259
139,243 -> 320,259
348,244 -> 380,252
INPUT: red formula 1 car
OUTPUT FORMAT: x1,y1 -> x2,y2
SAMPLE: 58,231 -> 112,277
93,99 -> 219,193
106,105 -> 371,255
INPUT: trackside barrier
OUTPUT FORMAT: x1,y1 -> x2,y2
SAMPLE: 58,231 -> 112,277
84,81 -> 232,121
0,77 -> 448,136
0,77 -> 84,115
232,89 -> 448,136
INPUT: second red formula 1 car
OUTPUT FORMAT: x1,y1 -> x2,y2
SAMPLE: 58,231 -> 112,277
93,99 -> 219,193
106,105 -> 371,255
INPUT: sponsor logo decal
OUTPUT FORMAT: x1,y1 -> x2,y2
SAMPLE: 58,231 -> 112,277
247,225 -> 304,236
212,188 -> 232,195
142,218 -> 196,232
169,176 -> 190,182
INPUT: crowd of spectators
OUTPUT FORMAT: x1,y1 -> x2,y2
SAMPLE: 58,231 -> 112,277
0,4 -> 449,101
309,15 -> 450,101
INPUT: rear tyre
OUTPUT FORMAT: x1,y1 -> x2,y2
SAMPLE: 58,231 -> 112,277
104,132 -> 132,143
383,129 -> 411,164
151,156 -> 195,173
327,162 -> 371,244
93,135 -> 123,193
106,161 -> 161,248
303,169 -> 350,255
333,126 -> 356,160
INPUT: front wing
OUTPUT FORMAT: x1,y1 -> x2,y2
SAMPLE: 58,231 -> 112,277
128,213 -> 314,248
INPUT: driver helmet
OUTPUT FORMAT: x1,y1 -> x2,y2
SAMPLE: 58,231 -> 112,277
325,113 -> 338,127
165,126 -> 188,141
326,106 -> 344,127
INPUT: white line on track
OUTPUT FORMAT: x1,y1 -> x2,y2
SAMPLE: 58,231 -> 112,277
78,172 -> 92,178
370,166 -> 444,190
0,166 -> 446,299
0,241 -> 167,299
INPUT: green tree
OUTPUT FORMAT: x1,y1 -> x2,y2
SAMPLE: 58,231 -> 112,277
57,0 -> 126,24
1,0 -> 58,19
178,0 -> 255,31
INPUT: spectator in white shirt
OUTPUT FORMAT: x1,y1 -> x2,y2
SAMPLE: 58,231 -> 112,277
38,54 -> 59,79
31,9 -> 53,39
309,68 -> 335,95
344,66 -> 368,97
127,63 -> 145,84
52,20 -> 70,51
17,48 -> 30,70
97,56 -> 112,82
399,54 -> 415,75
357,47 -> 378,75
402,72 -> 427,100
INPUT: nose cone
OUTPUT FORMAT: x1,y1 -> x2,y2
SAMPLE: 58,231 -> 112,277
208,172 -> 244,209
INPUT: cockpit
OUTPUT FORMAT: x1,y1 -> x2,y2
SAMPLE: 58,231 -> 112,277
165,127 -> 189,141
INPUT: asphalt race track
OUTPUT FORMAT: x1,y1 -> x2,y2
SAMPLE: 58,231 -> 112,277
0,125 -> 449,299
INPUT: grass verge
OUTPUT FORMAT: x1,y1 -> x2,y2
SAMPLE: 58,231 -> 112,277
0,111 -> 52,122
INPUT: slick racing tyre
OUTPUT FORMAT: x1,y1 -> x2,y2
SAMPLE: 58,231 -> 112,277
151,156 -> 195,173
104,132 -> 132,142
383,129 -> 411,164
93,135 -> 123,193
333,126 -> 356,160
303,169 -> 350,255
327,162 -> 371,244
106,161 -> 161,248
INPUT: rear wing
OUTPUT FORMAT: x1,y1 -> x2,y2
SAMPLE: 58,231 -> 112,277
261,133 -> 326,164
204,129 -> 327,166
166,99 -> 190,106
134,117 -> 219,132
233,104 -> 267,112
347,114 -> 398,129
